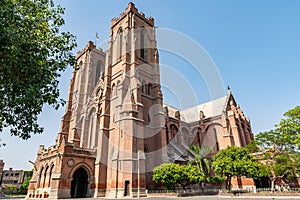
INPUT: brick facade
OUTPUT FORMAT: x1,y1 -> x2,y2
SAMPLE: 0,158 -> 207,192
27,3 -> 254,199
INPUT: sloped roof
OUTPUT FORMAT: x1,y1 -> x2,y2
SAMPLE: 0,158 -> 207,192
165,96 -> 228,123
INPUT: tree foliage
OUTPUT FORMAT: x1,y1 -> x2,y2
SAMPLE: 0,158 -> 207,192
186,164 -> 206,185
152,163 -> 188,191
152,163 -> 208,191
18,170 -> 32,194
189,145 -> 212,180
255,106 -> 300,192
212,146 -> 265,191
0,0 -> 77,139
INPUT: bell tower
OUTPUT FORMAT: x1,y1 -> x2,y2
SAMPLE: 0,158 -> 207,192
105,2 -> 166,198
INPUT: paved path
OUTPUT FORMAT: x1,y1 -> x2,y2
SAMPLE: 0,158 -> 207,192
3,196 -> 300,200
62,196 -> 300,200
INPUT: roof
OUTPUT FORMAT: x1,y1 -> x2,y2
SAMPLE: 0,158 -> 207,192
164,96 -> 228,123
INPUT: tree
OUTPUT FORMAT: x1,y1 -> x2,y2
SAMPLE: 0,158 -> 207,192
18,177 -> 30,194
212,146 -> 265,191
152,162 -> 221,191
0,0 -> 77,139
18,171 -> 32,195
152,163 -> 206,191
208,176 -> 226,186
186,164 -> 206,185
152,163 -> 189,191
255,106 -> 300,192
189,145 -> 212,180
280,106 -> 300,148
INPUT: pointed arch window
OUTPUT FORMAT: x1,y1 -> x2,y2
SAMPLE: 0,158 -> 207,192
214,128 -> 220,151
147,83 -> 152,96
182,128 -> 189,145
111,83 -> 116,98
88,109 -> 96,149
74,61 -> 83,95
140,27 -> 147,60
43,166 -> 49,188
37,167 -> 44,188
197,128 -> 201,147
141,80 -> 146,94
94,61 -> 102,87
170,124 -> 178,143
47,164 -> 54,188
117,29 -> 123,60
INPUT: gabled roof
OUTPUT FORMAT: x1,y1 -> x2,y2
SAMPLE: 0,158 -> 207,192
180,96 -> 227,123
164,95 -> 228,123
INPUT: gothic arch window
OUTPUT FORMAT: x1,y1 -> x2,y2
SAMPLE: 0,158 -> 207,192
75,61 -> 83,95
241,123 -> 245,131
37,166 -> 44,188
165,125 -> 169,143
117,28 -> 123,60
237,123 -> 245,146
197,128 -> 201,147
78,117 -> 85,148
111,83 -> 116,98
241,123 -> 249,144
43,166 -> 49,188
204,123 -> 222,151
140,27 -> 147,60
48,164 -> 54,188
214,128 -> 220,151
144,144 -> 150,153
147,113 -> 151,124
147,83 -> 152,95
141,80 -> 146,94
182,127 -> 190,145
94,61 -> 103,87
170,124 -> 178,143
192,127 -> 201,147
88,108 -> 96,148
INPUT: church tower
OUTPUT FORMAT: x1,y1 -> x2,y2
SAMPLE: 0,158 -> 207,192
103,3 -> 166,197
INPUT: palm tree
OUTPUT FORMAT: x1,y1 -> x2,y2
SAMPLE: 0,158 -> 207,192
189,145 -> 212,179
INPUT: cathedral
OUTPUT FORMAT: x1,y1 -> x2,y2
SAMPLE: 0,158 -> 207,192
27,3 -> 253,199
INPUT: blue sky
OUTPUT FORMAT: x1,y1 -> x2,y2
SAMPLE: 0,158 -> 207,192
1,0 -> 300,170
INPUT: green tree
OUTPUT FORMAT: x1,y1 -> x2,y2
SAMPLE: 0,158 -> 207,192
256,130 -> 300,192
186,164 -> 206,185
189,145 -> 212,180
212,146 -> 265,191
255,107 -> 300,192
208,176 -> 226,186
152,162 -> 222,191
0,0 -> 77,139
280,106 -> 300,148
152,163 -> 188,191
18,177 -> 30,194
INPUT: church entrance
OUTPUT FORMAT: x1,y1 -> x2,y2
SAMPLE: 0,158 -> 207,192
70,168 -> 88,198
124,180 -> 130,196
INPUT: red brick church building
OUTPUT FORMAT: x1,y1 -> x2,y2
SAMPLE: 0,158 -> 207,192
27,3 -> 253,198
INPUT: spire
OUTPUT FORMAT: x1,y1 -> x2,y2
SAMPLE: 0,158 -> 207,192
227,85 -> 231,95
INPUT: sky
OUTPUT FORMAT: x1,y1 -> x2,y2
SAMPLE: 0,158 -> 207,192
1,0 -> 300,170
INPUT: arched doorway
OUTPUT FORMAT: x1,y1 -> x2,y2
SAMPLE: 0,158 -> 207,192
70,168 -> 88,198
